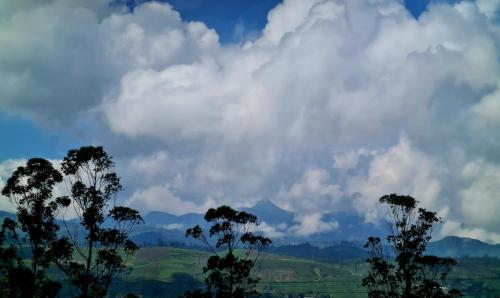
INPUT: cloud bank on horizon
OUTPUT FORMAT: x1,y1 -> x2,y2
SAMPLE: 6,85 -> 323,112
0,0 -> 499,242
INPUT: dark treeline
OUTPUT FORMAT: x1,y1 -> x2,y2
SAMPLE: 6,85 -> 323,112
0,146 -> 143,298
0,146 -> 463,297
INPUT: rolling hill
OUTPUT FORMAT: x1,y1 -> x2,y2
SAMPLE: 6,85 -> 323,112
100,246 -> 500,298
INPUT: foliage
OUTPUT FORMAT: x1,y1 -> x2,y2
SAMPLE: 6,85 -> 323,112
1,158 -> 72,297
183,205 -> 272,298
0,217 -> 33,298
58,146 -> 143,298
362,194 -> 463,298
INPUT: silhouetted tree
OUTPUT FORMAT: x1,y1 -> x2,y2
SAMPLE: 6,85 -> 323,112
362,194 -> 463,298
0,217 -> 34,297
59,146 -> 143,298
1,158 -> 73,297
183,205 -> 272,298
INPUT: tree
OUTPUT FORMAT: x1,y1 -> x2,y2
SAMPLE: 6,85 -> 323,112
0,217 -> 35,298
362,194 -> 463,298
183,205 -> 272,298
1,158 -> 73,297
59,146 -> 143,298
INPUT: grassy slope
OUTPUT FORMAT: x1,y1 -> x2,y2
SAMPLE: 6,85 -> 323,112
59,247 -> 500,297
109,247 -> 367,298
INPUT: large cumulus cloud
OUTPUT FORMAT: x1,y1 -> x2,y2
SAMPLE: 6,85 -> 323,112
0,0 -> 218,123
1,0 -> 500,241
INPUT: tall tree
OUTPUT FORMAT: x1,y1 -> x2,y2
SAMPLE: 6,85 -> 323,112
1,158 -> 72,297
60,146 -> 143,298
362,194 -> 463,298
184,205 -> 272,298
0,217 -> 35,298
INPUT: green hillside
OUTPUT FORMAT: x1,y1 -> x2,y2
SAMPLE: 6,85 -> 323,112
106,246 -> 368,298
99,247 -> 500,298
39,246 -> 500,297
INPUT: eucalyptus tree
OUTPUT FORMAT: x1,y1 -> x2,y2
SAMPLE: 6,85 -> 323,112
1,158 -> 72,297
60,146 -> 143,298
362,194 -> 463,298
184,205 -> 272,298
0,217 -> 35,298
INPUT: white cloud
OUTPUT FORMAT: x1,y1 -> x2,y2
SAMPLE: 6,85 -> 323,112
127,151 -> 170,180
161,223 -> 185,231
254,221 -> 287,238
289,213 -> 339,236
347,136 -> 446,223
1,0 -> 500,242
0,0 -> 110,123
0,159 -> 74,218
101,0 -> 499,159
125,183 -> 214,215
0,159 -> 26,212
333,149 -> 378,171
476,0 -> 500,18
0,0 -> 219,124
262,0 -> 320,44
276,168 -> 342,214
470,83 -> 500,128
334,151 -> 362,171
459,159 -> 500,231
439,219 -> 500,244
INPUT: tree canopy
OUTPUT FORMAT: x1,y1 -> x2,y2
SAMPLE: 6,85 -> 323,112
59,146 -> 143,298
183,205 -> 272,298
0,147 -> 142,298
1,158 -> 72,297
362,194 -> 463,298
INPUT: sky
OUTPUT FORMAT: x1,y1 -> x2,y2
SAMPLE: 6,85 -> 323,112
0,0 -> 499,242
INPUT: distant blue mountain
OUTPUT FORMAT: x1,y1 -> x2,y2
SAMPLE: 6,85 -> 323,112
314,212 -> 387,245
266,236 -> 500,262
135,201 -> 500,257
144,211 -> 204,229
137,212 -> 207,246
3,202 -> 500,260
241,199 -> 294,225
140,199 -> 386,246
142,199 -> 296,231
428,236 -> 500,258
0,210 -> 15,219
241,199 -> 386,245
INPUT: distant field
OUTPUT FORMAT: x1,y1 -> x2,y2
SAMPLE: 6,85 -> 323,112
37,245 -> 500,297
101,247 -> 500,298
105,246 -> 367,297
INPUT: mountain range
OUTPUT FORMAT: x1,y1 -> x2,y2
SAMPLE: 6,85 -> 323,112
140,199 -> 388,246
2,201 -> 500,260
133,199 -> 500,259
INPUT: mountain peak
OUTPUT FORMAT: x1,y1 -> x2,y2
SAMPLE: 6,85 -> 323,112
241,199 -> 294,225
253,198 -> 280,210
